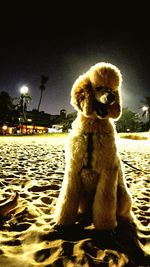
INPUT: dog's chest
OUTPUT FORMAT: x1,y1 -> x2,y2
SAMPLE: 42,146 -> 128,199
79,133 -> 101,192
83,133 -> 113,170
80,167 -> 99,193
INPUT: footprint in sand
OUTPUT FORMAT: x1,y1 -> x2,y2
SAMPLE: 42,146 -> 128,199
41,197 -> 52,205
0,137 -> 149,267
0,192 -> 19,218
34,248 -> 51,263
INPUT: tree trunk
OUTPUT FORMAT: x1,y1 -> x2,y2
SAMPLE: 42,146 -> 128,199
37,90 -> 43,111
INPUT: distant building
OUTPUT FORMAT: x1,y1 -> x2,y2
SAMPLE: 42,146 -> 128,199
0,108 -> 74,135
51,124 -> 64,132
27,110 -> 51,127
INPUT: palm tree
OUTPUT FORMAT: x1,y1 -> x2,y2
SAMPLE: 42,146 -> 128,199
20,92 -> 31,123
37,75 -> 49,111
141,96 -> 150,122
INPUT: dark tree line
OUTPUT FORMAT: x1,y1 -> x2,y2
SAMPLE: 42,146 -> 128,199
116,108 -> 141,132
0,91 -> 14,126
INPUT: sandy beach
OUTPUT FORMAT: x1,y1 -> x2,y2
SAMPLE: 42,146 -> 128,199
0,135 -> 149,267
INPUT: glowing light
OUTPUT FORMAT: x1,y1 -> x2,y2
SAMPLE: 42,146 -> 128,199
2,125 -> 7,130
142,106 -> 148,111
20,86 -> 29,95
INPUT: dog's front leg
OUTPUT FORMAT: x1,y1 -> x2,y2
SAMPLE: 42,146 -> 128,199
93,168 -> 118,230
54,168 -> 81,226
117,163 -> 134,222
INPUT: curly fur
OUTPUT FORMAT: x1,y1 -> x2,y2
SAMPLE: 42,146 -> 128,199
54,62 -> 134,230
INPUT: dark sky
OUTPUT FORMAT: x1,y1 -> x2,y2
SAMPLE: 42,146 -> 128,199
0,4 -> 149,116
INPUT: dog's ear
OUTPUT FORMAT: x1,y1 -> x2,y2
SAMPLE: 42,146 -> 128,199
71,75 -> 93,116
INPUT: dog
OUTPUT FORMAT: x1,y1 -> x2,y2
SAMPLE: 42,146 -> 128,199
54,62 -> 134,230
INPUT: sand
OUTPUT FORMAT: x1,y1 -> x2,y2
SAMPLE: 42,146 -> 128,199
0,135 -> 149,267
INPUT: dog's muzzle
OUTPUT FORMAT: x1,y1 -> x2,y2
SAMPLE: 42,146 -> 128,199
93,89 -> 116,118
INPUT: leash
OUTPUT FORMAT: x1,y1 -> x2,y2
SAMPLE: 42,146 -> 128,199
122,160 -> 149,174
84,133 -> 149,175
82,133 -> 94,169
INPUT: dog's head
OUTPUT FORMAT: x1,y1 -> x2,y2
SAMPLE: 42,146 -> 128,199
71,62 -> 122,120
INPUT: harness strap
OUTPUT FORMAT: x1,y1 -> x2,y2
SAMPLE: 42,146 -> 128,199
86,132 -> 94,168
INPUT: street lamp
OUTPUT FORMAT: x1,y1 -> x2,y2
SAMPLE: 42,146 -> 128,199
20,86 -> 29,95
142,106 -> 148,112
20,86 -> 29,134
20,85 -> 29,115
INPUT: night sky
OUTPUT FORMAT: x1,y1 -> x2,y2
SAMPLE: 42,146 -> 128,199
0,5 -> 149,117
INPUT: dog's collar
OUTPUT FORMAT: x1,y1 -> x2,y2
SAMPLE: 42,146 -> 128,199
82,131 -> 113,136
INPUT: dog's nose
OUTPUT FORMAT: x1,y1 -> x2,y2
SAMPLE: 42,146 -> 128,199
107,92 -> 115,104
99,91 -> 115,105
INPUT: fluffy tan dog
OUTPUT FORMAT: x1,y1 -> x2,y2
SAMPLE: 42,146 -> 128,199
54,62 -> 133,230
